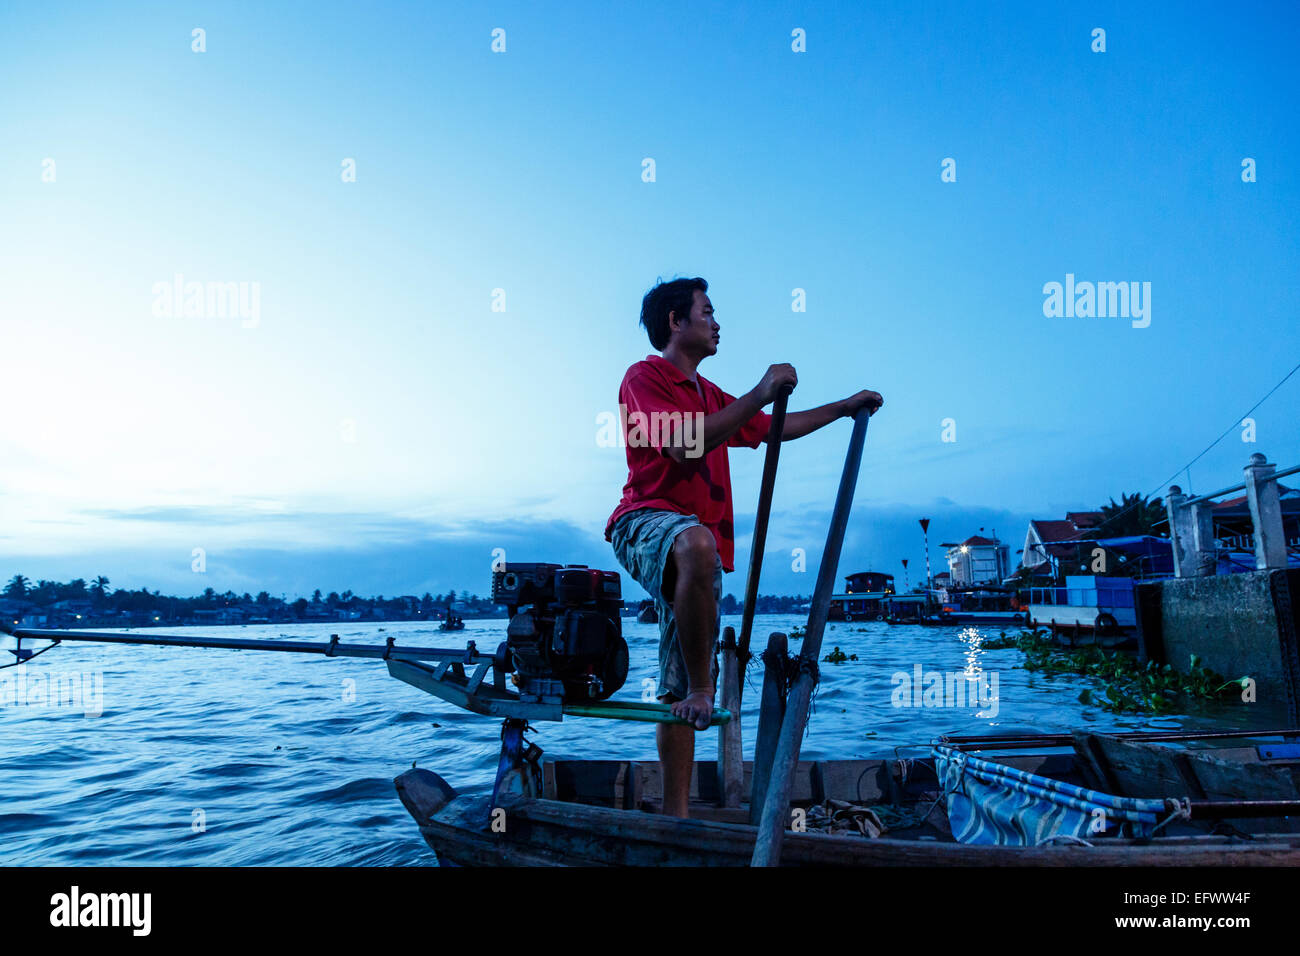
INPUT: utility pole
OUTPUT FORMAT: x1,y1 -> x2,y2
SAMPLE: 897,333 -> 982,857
919,518 -> 932,592
901,558 -> 910,592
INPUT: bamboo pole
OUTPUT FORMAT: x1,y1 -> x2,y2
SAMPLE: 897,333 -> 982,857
752,408 -> 870,867
1,625 -> 491,665
736,387 -> 791,705
562,701 -> 732,725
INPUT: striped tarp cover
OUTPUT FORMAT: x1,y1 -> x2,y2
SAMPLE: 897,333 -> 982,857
932,744 -> 1168,846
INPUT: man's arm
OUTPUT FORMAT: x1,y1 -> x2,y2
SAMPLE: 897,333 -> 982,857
772,390 -> 884,442
662,390 -> 763,463
663,364 -> 797,463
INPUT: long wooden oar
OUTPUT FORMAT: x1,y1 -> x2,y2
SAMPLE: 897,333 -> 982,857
735,386 -> 791,704
752,407 -> 870,867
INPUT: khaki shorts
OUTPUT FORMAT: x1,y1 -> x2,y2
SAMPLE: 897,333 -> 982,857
609,508 -> 721,701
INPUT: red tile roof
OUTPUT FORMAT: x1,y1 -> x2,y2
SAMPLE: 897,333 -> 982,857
1214,485 -> 1294,510
1031,519 -> 1082,543
1065,511 -> 1104,528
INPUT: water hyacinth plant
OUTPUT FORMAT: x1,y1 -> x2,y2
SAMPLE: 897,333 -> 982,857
822,646 -> 858,664
981,630 -> 1250,715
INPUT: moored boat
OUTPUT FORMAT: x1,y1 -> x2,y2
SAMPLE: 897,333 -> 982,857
1027,575 -> 1137,644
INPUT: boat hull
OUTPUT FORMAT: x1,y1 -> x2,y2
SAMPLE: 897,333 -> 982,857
394,766 -> 1300,867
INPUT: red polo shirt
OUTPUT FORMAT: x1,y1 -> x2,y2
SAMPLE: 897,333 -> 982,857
605,355 -> 772,573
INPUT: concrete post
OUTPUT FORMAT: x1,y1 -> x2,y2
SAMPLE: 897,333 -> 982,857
1244,453 -> 1287,570
1166,485 -> 1194,578
1188,499 -> 1218,576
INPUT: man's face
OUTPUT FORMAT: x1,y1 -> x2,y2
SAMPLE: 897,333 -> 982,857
670,290 -> 720,356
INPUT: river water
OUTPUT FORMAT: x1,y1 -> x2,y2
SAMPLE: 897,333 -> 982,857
0,616 -> 1278,865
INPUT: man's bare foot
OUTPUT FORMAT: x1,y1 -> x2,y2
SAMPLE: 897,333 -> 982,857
670,690 -> 714,730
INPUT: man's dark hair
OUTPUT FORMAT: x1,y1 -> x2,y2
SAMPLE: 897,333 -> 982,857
639,277 -> 707,351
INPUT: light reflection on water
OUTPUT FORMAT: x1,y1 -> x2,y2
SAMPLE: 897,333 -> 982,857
0,616 -> 1280,865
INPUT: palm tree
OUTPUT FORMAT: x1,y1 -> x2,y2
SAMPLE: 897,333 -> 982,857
1085,492 -> 1166,538
90,576 -> 112,604
4,574 -> 29,599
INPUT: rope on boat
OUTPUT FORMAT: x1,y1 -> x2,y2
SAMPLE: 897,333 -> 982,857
760,647 -> 823,732
1038,834 -> 1095,847
760,646 -> 801,697
870,800 -> 937,831
1153,796 -> 1193,835
801,655 -> 822,725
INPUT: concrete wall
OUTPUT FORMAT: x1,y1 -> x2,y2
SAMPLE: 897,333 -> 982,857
1141,570 -> 1300,723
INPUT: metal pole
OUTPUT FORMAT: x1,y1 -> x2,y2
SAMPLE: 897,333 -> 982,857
736,387 -> 791,701
939,727 -> 1300,749
1,625 -> 492,666
3,624 -> 733,726
752,408 -> 870,867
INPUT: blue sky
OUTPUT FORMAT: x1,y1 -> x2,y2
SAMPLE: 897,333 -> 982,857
1,1 -> 1297,600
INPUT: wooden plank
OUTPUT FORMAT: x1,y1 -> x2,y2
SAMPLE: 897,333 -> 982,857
718,635 -> 743,807
750,631 -> 787,823
1185,750 -> 1300,802
1076,733 -> 1300,803
1074,733 -> 1193,798
401,783 -> 1300,867
485,794 -> 1300,867
1071,733 -> 1126,794
630,759 -> 816,805
466,661 -> 490,694
549,755 -> 1090,806
624,761 -> 642,811
542,760 -> 557,801
394,769 -> 457,824
549,760 -> 627,806
811,760 -> 893,805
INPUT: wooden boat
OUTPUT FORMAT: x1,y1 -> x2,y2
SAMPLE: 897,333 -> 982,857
1047,619 -> 1134,649
940,610 -> 1028,626
635,601 -> 658,624
884,614 -> 948,626
438,604 -> 466,630
395,728 -> 1300,866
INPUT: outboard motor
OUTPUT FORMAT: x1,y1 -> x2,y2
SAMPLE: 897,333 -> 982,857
491,563 -> 628,703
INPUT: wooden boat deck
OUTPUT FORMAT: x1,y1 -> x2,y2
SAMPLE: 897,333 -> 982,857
396,742 -> 1300,866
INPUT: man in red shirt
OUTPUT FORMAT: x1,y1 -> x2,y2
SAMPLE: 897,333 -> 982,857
606,277 -> 883,817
